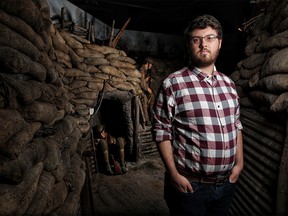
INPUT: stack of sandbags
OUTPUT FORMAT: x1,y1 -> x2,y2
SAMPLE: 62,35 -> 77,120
50,24 -> 142,133
0,0 -> 143,214
230,0 -> 288,113
0,0 -> 87,215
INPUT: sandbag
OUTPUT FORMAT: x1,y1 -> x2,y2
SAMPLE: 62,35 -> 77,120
0,46 -> 46,81
0,0 -> 45,33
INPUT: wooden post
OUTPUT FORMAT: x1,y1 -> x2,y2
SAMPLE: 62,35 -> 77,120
90,20 -> 95,43
276,115 -> 288,215
87,21 -> 91,41
60,7 -> 66,28
108,20 -> 115,47
133,96 -> 140,162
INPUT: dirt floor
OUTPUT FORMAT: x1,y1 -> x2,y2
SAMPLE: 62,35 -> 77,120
90,156 -> 169,216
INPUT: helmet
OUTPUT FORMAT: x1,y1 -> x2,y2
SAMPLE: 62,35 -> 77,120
95,124 -> 105,135
145,57 -> 154,64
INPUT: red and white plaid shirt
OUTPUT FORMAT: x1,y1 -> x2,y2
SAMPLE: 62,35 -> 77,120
153,66 -> 243,176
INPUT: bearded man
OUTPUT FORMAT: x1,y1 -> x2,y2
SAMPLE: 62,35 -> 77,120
152,14 -> 244,216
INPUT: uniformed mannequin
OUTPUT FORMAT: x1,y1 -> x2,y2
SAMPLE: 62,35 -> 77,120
95,124 -> 126,175
139,58 -> 154,126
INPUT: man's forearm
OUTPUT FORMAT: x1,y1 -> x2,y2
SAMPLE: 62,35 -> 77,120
157,140 -> 178,177
235,130 -> 244,170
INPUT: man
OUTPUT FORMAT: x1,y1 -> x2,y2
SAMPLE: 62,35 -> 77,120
94,124 -> 127,175
152,14 -> 243,216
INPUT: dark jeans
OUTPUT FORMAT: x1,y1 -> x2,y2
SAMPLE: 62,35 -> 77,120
164,172 -> 236,216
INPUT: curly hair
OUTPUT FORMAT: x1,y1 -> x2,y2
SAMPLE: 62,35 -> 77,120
184,14 -> 223,43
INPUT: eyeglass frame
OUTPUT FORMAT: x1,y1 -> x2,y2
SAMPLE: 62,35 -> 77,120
190,34 -> 219,45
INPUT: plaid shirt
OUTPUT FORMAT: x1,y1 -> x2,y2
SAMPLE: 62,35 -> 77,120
153,66 -> 243,176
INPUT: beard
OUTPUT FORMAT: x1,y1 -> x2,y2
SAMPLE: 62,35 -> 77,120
190,48 -> 220,67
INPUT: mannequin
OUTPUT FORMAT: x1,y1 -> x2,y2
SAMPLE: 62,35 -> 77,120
95,124 -> 126,175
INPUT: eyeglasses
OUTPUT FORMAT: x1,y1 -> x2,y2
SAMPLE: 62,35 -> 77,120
190,34 -> 218,45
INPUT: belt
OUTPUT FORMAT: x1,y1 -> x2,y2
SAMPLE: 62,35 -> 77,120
178,169 -> 230,185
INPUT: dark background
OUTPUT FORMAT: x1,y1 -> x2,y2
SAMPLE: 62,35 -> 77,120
67,0 -> 252,35
67,0 -> 254,74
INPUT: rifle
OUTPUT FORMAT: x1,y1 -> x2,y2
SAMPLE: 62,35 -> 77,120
89,80 -> 107,129
111,17 -> 131,48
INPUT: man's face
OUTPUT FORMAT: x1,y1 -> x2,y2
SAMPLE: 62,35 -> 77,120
147,62 -> 153,70
100,130 -> 107,139
188,26 -> 222,67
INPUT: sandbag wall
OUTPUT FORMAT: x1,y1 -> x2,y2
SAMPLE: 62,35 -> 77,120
229,0 -> 288,215
0,0 -> 142,215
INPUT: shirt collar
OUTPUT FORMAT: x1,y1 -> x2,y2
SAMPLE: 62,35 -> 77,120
188,65 -> 218,81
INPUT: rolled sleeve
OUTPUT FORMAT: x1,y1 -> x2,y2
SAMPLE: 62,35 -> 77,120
152,82 -> 174,143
